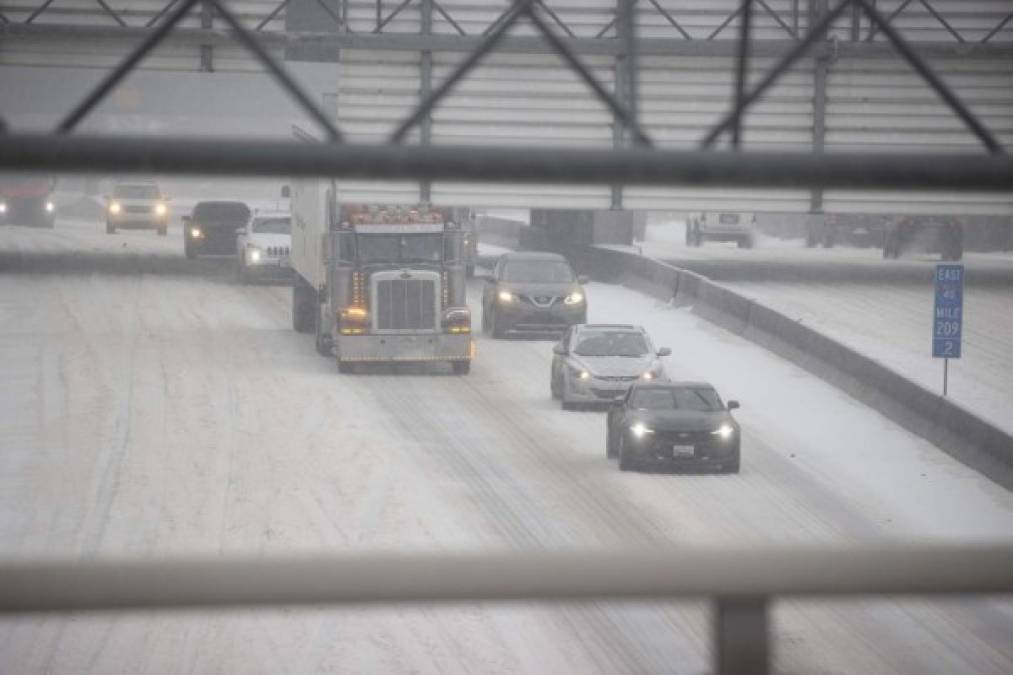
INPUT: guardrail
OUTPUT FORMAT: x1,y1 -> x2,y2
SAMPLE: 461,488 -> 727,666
572,244 -> 1013,489
3,545 -> 1013,675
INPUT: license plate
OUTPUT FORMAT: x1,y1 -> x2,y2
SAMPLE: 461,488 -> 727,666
672,444 -> 695,457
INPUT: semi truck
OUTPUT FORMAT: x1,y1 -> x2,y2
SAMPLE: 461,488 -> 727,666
289,179 -> 473,374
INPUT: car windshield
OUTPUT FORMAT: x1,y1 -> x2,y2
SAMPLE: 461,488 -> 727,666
252,217 -> 291,234
502,260 -> 574,283
357,234 -> 443,263
574,332 -> 648,357
114,184 -> 159,199
631,388 -> 724,412
193,202 -> 250,223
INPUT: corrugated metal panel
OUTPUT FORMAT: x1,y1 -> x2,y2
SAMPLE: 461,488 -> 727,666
823,55 -> 1013,214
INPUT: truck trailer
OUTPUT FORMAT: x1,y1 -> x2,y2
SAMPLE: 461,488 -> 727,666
289,179 -> 473,374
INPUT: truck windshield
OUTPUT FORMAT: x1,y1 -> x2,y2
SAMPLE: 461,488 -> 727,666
357,234 -> 443,263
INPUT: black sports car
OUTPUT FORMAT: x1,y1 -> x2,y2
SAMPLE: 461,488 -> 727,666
606,381 -> 741,473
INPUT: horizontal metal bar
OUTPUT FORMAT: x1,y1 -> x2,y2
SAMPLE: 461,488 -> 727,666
3,23 -> 1011,58
1,134 -> 1012,192
2,544 -> 1013,613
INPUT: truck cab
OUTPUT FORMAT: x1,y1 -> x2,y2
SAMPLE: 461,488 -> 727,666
290,193 -> 472,374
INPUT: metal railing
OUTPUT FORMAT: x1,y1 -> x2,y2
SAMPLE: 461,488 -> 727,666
2,2 -> 1012,674
3,545 -> 1013,675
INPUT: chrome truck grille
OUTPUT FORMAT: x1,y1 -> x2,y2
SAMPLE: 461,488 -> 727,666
372,271 -> 439,331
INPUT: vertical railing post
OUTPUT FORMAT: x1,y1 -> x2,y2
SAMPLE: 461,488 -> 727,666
612,0 -> 638,208
715,597 -> 770,675
810,0 -> 829,213
200,0 -> 214,71
732,0 -> 753,149
420,0 -> 433,202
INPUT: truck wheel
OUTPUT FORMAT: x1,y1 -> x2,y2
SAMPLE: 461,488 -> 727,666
292,280 -> 316,334
721,452 -> 741,474
452,360 -> 471,375
106,222 -> 116,235
314,306 -> 332,356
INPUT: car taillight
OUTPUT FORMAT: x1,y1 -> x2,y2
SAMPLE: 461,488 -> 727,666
442,306 -> 471,334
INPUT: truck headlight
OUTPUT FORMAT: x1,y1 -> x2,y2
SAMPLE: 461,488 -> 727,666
564,291 -> 584,305
711,424 -> 735,440
154,202 -> 167,216
109,202 -> 122,215
498,290 -> 518,304
630,422 -> 653,438
0,202 -> 6,214
45,201 -> 55,213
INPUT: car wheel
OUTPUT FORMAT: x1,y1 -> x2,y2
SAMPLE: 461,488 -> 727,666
721,453 -> 741,474
606,425 -> 616,459
106,222 -> 116,235
550,371 -> 561,399
314,305 -> 332,356
618,434 -> 635,472
452,360 -> 471,375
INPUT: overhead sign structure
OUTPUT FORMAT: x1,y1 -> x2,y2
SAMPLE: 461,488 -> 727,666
933,263 -> 964,396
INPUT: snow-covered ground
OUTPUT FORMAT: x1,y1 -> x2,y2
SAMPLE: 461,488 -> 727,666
640,220 -> 1013,435
2,222 -> 1013,673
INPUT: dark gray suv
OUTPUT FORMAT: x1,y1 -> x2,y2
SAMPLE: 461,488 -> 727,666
481,252 -> 587,338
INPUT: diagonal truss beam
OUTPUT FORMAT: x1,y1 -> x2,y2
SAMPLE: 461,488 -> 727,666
210,0 -> 343,141
25,0 -> 57,24
853,0 -> 1002,155
255,0 -> 291,31
866,0 -> 913,41
390,0 -> 527,142
535,0 -> 574,38
710,0 -> 794,41
57,0 -> 204,133
597,0 -> 693,41
375,0 -> 415,33
701,0 -> 851,147
95,0 -> 128,27
982,13 -> 1012,44
147,0 -> 183,28
431,0 -> 465,36
918,0 -> 964,43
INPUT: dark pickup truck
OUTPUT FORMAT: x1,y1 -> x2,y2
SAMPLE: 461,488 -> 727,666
182,201 -> 251,259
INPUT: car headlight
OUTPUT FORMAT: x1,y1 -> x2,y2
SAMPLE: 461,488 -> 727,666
0,202 -> 7,214
109,202 -> 121,215
711,424 -> 735,440
564,291 -> 584,305
642,371 -> 656,380
569,366 -> 591,381
190,227 -> 202,238
154,202 -> 167,216
247,247 -> 262,262
630,422 -> 654,438
498,290 -> 518,304
45,201 -> 55,213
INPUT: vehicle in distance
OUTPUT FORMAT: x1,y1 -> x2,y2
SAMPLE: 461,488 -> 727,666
686,211 -> 756,249
806,212 -> 885,249
883,214 -> 963,261
551,324 -> 671,410
481,251 -> 587,338
290,181 -> 472,374
235,211 -> 292,283
182,200 -> 251,259
105,180 -> 169,235
606,381 -> 741,473
0,173 -> 56,228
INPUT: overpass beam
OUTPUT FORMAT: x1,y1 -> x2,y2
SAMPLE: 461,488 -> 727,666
810,0 -> 829,213
200,0 -> 214,72
420,0 -> 433,202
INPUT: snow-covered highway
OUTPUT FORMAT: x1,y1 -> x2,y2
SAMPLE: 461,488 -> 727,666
2,222 -> 1013,673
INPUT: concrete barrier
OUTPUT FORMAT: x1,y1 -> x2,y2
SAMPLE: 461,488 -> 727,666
571,244 -> 1013,489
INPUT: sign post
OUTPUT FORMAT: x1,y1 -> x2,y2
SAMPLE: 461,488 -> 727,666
932,263 -> 964,396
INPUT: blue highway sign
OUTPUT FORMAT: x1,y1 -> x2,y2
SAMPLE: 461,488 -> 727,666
933,264 -> 963,359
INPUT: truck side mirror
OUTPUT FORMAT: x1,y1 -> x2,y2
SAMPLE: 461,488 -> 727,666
657,347 -> 671,357
281,185 -> 291,199
727,400 -> 740,410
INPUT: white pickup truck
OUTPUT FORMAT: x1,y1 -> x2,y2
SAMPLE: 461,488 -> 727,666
686,211 -> 756,249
